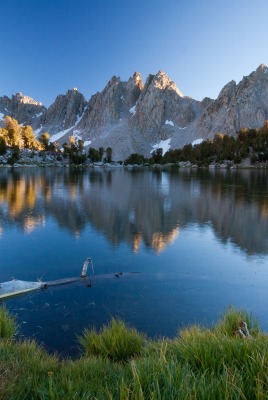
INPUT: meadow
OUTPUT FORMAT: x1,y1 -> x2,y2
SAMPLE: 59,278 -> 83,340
1,306 -> 268,399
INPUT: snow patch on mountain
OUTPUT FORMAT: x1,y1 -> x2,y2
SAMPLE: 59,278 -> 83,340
75,113 -> 84,125
165,120 -> 174,126
35,112 -> 43,118
50,111 -> 86,143
34,125 -> 43,135
50,127 -> 73,143
129,104 -> 136,115
151,138 -> 171,155
73,129 -> 82,141
192,138 -> 204,146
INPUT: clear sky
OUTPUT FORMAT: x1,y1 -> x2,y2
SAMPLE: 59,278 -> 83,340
1,0 -> 268,107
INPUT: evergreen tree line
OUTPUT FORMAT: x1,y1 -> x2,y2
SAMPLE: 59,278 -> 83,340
124,121 -> 268,166
0,116 -> 56,154
1,116 -> 268,165
0,116 -> 113,165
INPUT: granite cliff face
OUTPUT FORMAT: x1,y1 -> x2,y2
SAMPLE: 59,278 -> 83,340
130,70 -> 202,141
68,72 -> 144,152
170,64 -> 268,150
74,73 -> 143,138
39,88 -> 87,136
0,92 -> 46,128
195,64 -> 268,139
1,64 -> 268,159
70,70 -> 204,159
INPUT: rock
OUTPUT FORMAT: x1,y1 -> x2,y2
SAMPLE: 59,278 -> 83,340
171,64 -> 268,150
39,88 -> 87,136
0,92 -> 46,128
2,64 -> 268,160
130,70 -> 200,143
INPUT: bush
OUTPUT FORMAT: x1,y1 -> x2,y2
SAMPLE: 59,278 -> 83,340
124,153 -> 145,165
7,145 -> 20,165
213,305 -> 260,337
0,137 -> 6,155
0,307 -> 16,339
79,318 -> 146,362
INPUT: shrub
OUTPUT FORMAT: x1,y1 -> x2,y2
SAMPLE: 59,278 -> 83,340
0,137 -> 6,155
79,318 -> 146,362
213,305 -> 260,337
0,307 -> 16,339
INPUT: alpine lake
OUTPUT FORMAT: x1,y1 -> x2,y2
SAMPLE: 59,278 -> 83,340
0,166 -> 268,357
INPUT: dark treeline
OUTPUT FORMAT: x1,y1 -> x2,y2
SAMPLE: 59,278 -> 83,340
1,116 -> 268,166
125,121 -> 268,166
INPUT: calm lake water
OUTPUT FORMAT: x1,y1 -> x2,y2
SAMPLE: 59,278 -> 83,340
0,167 -> 268,357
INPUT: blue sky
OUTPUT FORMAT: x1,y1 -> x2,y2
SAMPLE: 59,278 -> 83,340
1,0 -> 268,107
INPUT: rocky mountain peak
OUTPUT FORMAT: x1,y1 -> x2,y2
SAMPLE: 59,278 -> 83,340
236,64 -> 268,92
2,64 -> 268,161
256,63 -> 267,73
40,89 -> 87,136
216,80 -> 237,105
74,74 -> 128,138
0,92 -> 46,127
13,92 -> 43,106
66,88 -> 80,96
117,72 -> 144,110
129,69 -> 198,145
191,63 -> 268,143
153,70 -> 183,96
132,72 -> 143,90
106,76 -> 121,89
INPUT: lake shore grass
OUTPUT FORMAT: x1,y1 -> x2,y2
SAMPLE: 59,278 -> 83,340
1,306 -> 268,399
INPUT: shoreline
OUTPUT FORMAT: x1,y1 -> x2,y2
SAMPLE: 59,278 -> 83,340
0,161 -> 267,169
1,306 -> 268,399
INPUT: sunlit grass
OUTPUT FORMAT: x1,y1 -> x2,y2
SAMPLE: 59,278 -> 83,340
1,307 -> 268,399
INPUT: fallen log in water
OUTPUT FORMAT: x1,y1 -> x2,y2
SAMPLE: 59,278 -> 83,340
0,258 -> 140,300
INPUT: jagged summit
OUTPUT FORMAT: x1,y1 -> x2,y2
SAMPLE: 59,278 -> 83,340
13,92 -> 43,106
1,65 -> 268,160
132,72 -> 143,90
256,63 -> 267,72
153,70 -> 183,97
0,92 -> 46,127
40,88 -> 87,135
216,80 -> 236,103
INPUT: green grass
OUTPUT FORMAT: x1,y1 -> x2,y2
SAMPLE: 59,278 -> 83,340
79,317 -> 146,362
0,306 -> 16,339
1,307 -> 268,399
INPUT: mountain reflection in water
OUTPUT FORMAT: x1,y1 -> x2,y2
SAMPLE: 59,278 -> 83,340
0,167 -> 267,255
1,167 -> 268,357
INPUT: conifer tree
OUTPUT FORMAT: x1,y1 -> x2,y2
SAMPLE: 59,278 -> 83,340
4,116 -> 22,147
21,125 -> 39,149
39,132 -> 51,150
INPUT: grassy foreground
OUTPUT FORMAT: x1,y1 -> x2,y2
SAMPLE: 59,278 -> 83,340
1,306 -> 268,399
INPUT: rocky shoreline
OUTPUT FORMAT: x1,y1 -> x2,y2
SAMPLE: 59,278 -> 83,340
0,149 -> 267,169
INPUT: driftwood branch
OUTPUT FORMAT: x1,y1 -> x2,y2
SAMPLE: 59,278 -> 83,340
236,321 -> 252,339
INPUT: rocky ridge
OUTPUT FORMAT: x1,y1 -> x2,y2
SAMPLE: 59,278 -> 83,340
39,88 -> 87,137
0,92 -> 46,129
1,64 -> 268,160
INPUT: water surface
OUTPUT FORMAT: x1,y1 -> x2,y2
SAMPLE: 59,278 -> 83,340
0,167 -> 268,356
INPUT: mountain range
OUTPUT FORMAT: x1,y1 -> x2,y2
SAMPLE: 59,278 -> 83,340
1,64 -> 268,161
